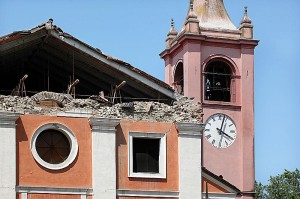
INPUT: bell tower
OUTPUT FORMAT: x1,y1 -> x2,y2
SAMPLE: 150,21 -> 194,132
160,0 -> 259,197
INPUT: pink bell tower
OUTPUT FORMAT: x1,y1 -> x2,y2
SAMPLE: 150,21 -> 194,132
160,0 -> 259,197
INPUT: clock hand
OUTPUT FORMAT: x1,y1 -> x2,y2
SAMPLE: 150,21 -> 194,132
216,128 -> 234,140
220,114 -> 225,130
222,122 -> 227,132
219,133 -> 224,148
223,132 -> 234,140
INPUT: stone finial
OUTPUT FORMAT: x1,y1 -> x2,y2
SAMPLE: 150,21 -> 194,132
187,3 -> 197,19
241,7 -> 252,24
167,19 -> 178,37
166,19 -> 178,48
168,19 -> 178,34
239,6 -> 254,39
184,3 -> 200,34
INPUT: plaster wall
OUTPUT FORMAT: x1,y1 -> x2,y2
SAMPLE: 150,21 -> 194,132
164,46 -> 185,89
116,120 -> 178,192
202,178 -> 227,193
240,47 -> 255,192
201,44 -> 255,193
182,42 -> 202,99
0,113 -> 19,198
90,118 -> 119,199
178,134 -> 202,199
202,108 -> 242,188
16,115 -> 92,189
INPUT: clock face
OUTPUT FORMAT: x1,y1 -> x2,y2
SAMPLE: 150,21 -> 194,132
204,113 -> 237,148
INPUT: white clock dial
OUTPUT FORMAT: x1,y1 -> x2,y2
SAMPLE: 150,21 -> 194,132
204,113 -> 237,148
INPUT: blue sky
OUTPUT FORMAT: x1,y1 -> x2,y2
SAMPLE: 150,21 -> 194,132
1,0 -> 299,184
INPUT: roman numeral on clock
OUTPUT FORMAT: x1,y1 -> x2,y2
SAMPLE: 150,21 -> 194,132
205,134 -> 211,139
218,114 -> 222,120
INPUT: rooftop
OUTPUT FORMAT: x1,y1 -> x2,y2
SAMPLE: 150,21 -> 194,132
0,19 -> 175,104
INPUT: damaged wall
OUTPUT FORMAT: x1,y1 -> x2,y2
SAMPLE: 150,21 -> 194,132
0,92 -> 203,123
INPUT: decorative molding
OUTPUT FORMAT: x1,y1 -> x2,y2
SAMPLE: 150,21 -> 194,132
117,189 -> 179,198
202,54 -> 240,76
16,186 -> 93,195
0,112 -> 20,127
57,108 -> 92,118
201,192 -> 237,199
176,122 -> 204,137
202,102 -> 242,110
89,117 -> 120,133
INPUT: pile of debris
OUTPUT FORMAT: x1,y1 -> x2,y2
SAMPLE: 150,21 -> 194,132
0,93 -> 202,123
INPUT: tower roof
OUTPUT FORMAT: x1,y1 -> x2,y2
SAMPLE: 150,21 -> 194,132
191,0 -> 237,31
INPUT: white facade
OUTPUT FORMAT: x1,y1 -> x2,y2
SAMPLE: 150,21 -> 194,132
0,112 -> 19,198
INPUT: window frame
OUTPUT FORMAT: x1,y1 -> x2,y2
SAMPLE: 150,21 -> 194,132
30,123 -> 78,170
128,132 -> 166,179
202,55 -> 240,105
204,60 -> 232,102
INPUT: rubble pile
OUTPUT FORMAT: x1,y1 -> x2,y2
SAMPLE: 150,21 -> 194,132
0,93 -> 202,123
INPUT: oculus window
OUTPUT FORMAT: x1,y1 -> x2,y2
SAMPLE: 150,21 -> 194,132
36,129 -> 70,164
31,123 -> 78,170
204,61 -> 232,102
129,132 -> 166,179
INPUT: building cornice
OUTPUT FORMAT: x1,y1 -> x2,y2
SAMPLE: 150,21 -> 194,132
117,189 -> 179,198
176,122 -> 204,137
0,112 -> 20,127
16,186 -> 93,196
89,117 -> 120,134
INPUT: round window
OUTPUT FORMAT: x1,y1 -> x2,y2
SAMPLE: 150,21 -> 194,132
31,123 -> 78,170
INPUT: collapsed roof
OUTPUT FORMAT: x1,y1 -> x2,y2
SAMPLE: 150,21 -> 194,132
0,19 -> 175,104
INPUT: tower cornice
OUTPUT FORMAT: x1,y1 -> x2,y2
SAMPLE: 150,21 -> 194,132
160,33 -> 259,58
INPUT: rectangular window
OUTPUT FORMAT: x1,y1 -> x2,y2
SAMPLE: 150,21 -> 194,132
129,132 -> 166,179
133,138 -> 159,173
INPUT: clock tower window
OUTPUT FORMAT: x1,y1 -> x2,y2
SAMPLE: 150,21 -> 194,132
204,61 -> 232,102
173,61 -> 184,95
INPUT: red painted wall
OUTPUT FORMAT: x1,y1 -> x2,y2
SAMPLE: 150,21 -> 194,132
16,115 -> 92,188
116,120 -> 179,191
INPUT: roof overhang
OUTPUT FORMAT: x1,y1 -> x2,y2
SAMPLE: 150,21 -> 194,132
202,167 -> 240,194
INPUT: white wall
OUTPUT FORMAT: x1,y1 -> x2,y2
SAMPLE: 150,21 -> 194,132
0,112 -> 19,198
177,123 -> 203,199
89,117 -> 120,199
